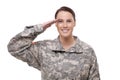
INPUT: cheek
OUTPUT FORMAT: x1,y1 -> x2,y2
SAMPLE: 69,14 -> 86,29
68,25 -> 75,30
56,23 -> 62,29
56,23 -> 63,27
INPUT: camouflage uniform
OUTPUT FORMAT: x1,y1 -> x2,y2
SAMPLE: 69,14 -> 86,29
7,24 -> 100,80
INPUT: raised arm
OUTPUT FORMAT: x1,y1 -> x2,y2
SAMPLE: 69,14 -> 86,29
7,19 -> 58,70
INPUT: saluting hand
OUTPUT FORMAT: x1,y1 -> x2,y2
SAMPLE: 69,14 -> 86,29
42,19 -> 59,30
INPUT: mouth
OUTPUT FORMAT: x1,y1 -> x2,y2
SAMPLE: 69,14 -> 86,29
61,29 -> 69,33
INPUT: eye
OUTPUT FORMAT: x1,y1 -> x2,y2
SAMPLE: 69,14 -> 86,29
67,20 -> 72,23
57,19 -> 63,23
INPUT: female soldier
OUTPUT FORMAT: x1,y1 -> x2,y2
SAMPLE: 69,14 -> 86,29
8,6 -> 100,80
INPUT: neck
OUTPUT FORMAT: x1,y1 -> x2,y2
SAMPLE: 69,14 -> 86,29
59,36 -> 75,50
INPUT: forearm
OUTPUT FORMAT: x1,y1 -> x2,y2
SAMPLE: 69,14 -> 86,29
7,24 -> 44,55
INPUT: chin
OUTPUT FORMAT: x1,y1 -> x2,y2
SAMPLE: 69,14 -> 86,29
60,34 -> 71,38
59,31 -> 72,38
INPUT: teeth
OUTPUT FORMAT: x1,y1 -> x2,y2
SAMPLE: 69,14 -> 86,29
62,29 -> 68,33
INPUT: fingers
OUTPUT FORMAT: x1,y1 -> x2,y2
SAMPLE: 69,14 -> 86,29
47,19 -> 59,25
42,19 -> 59,30
45,19 -> 59,27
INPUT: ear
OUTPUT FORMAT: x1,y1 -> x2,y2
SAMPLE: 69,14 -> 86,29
74,21 -> 76,27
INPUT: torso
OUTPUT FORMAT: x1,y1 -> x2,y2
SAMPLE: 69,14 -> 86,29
40,45 -> 91,80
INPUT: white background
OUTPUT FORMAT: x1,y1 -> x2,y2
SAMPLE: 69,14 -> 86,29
0,0 -> 120,80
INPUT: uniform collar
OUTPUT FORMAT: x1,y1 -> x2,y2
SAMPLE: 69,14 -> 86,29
52,36 -> 83,54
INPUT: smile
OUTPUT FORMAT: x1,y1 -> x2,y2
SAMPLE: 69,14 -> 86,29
61,29 -> 69,33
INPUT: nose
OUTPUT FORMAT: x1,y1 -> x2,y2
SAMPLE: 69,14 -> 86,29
63,22 -> 67,28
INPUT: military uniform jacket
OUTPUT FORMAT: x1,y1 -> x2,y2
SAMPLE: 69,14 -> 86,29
7,24 -> 100,80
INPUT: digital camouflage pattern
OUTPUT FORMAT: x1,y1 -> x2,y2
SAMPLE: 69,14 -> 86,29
7,24 -> 100,80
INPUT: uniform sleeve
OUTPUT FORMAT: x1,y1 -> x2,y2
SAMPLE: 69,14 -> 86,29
89,50 -> 101,80
7,24 -> 44,70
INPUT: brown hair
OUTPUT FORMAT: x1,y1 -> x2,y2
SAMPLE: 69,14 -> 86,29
55,6 -> 76,21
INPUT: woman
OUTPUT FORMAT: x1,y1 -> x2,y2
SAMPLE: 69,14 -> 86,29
8,6 -> 100,80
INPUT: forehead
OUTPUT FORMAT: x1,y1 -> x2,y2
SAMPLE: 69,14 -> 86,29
56,11 -> 73,19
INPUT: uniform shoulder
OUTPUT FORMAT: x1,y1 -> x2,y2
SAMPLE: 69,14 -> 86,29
79,40 -> 97,58
79,40 -> 93,50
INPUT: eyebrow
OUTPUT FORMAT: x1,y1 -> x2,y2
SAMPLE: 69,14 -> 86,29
57,18 -> 73,21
